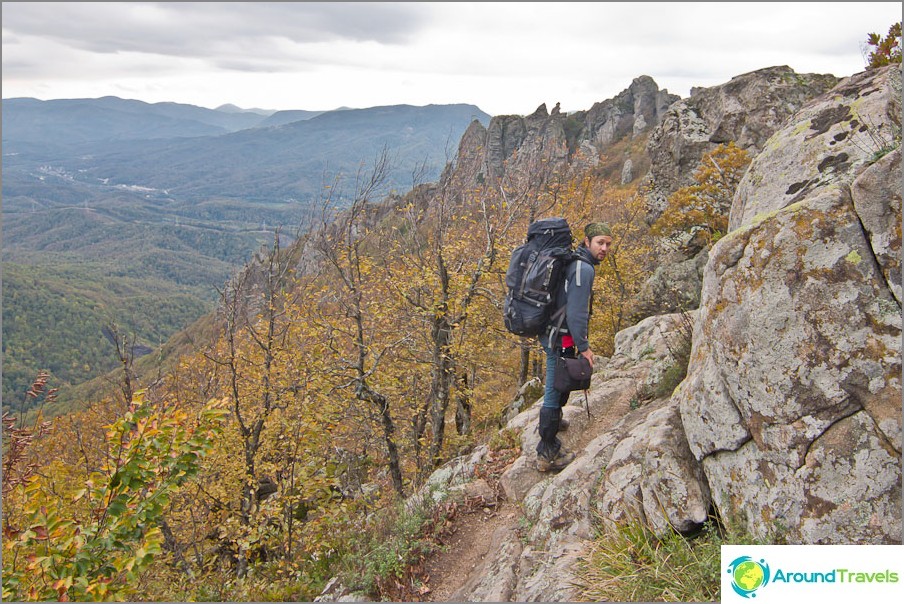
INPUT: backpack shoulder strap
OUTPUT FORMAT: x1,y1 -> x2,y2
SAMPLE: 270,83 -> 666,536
563,256 -> 584,293
547,255 -> 578,348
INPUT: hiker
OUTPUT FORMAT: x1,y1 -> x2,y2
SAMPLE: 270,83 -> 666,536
535,222 -> 612,472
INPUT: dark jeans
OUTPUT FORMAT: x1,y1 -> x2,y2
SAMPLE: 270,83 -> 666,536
540,340 -> 569,410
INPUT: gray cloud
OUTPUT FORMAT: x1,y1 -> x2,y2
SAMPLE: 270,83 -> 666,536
2,2 -> 900,115
2,2 -> 429,59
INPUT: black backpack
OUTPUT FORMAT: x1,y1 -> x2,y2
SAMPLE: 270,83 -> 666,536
503,217 -> 575,337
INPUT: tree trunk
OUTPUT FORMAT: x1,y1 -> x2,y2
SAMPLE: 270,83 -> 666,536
427,316 -> 454,467
358,381 -> 404,497
377,393 -> 404,496
455,372 -> 471,435
518,339 -> 531,386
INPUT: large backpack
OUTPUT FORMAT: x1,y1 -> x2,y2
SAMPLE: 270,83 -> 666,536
503,217 -> 575,337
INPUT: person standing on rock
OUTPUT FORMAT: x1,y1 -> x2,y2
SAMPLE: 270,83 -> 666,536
536,222 -> 612,472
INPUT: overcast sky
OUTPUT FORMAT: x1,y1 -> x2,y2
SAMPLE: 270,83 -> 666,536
2,2 -> 901,116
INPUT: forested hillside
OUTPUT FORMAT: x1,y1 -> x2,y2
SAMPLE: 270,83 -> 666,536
2,83 -> 671,598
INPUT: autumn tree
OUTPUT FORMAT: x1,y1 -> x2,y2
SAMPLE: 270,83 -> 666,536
650,142 -> 751,252
865,22 -> 902,68
312,150 -> 406,496
132,250 -> 347,596
386,170 -> 524,472
101,323 -> 140,409
202,227 -> 307,576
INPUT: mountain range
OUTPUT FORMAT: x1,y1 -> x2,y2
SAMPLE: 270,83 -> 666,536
1,96 -> 491,411
2,96 -> 490,200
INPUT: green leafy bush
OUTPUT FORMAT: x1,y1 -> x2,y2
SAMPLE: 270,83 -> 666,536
336,489 -> 448,600
2,394 -> 226,601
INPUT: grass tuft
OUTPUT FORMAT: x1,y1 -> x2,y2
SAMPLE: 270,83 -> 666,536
574,514 -> 768,602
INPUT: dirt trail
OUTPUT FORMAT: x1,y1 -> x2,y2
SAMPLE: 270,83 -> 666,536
422,500 -> 520,601
421,383 -> 635,602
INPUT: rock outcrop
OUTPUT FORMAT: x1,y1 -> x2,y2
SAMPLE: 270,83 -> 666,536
729,65 -> 902,232
580,75 -> 678,150
676,64 -> 901,544
645,66 -> 840,219
634,66 -> 841,319
449,76 -> 677,193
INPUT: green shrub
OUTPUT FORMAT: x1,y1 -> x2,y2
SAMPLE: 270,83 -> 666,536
336,489 -> 447,600
488,427 -> 521,452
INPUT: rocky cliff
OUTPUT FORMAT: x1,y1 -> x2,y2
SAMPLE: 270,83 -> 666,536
646,66 -> 841,217
637,66 -> 843,318
678,64 -> 901,544
318,64 -> 902,602
446,75 -> 679,194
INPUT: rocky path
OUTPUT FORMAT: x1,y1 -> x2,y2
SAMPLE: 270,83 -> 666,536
421,373 -> 638,602
423,500 -> 521,601
316,313 -> 690,602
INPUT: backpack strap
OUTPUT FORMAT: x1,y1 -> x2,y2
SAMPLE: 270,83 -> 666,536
565,259 -> 586,290
547,258 -> 584,348
546,305 -> 567,349
572,259 -> 594,317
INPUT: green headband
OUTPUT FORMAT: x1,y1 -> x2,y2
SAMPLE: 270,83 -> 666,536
584,222 -> 612,240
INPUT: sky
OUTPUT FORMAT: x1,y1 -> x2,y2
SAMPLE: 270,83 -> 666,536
2,2 -> 901,117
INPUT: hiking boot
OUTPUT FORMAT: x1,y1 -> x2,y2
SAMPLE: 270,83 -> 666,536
536,406 -> 571,468
536,448 -> 576,472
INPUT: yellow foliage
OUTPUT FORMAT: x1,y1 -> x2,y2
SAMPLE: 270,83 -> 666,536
2,394 -> 225,601
651,142 -> 751,249
14,145 -> 676,599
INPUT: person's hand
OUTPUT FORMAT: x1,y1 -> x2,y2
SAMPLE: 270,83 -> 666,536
581,348 -> 594,368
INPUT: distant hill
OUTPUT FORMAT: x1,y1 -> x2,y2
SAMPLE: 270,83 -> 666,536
3,100 -> 491,201
214,103 -> 276,116
1,97 -> 492,412
1,96 -> 269,144
258,109 -> 330,127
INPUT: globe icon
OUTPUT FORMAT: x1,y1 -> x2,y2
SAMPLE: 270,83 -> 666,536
733,560 -> 765,591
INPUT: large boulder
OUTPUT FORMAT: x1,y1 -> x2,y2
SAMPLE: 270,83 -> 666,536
596,396 -> 711,537
676,65 -> 902,544
729,65 -> 902,231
